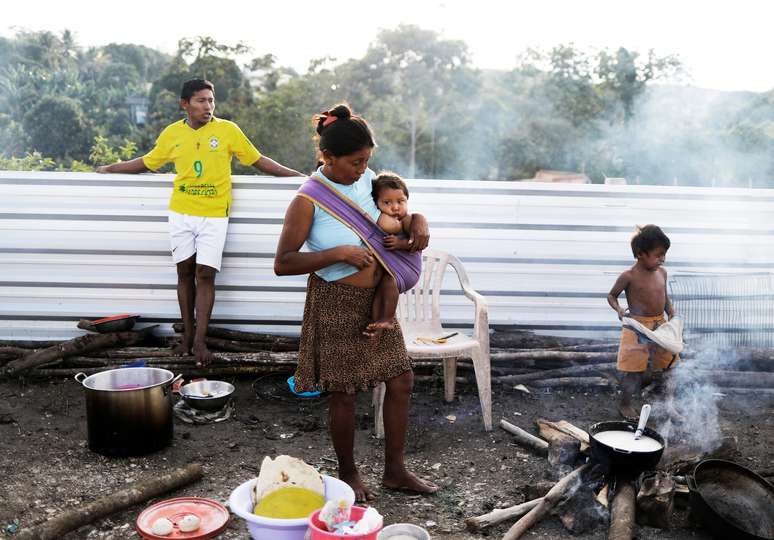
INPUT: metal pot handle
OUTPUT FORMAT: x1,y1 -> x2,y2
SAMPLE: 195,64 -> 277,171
686,474 -> 697,491
163,374 -> 183,396
74,372 -> 87,384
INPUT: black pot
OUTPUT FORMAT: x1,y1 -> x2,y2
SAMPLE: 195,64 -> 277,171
688,459 -> 774,540
588,420 -> 664,477
75,368 -> 181,456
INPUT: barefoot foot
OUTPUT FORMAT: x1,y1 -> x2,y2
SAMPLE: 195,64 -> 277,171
362,320 -> 393,338
339,471 -> 376,503
170,340 -> 192,356
618,402 -> 638,422
382,469 -> 439,495
192,342 -> 216,367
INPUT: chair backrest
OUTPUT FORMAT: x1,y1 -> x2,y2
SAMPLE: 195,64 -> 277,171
396,249 -> 449,330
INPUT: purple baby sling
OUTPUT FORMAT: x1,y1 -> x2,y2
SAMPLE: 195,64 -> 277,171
297,176 -> 422,293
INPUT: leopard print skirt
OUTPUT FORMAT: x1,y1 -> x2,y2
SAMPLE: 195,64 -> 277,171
294,273 -> 412,394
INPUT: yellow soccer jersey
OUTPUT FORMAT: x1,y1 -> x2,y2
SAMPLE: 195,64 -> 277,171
142,117 -> 261,217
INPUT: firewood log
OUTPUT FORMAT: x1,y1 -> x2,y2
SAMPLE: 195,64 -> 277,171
0,346 -> 28,361
34,365 -> 291,378
495,363 -> 617,384
490,351 -> 617,363
536,419 -> 590,453
172,323 -> 299,346
0,340 -> 61,349
0,327 -> 156,378
636,471 -> 674,529
500,419 -> 549,456
203,335 -> 298,353
85,347 -> 181,358
72,351 -> 300,367
608,479 -> 636,540
685,368 -> 774,388
536,420 -> 576,445
502,464 -> 589,540
546,342 -> 618,352
529,376 -> 612,388
15,463 -> 202,540
464,498 -> 543,530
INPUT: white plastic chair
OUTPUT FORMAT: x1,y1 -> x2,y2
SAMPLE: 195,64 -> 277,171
373,249 -> 492,437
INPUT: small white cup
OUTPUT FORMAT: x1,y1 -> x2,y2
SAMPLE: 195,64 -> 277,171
378,523 -> 431,540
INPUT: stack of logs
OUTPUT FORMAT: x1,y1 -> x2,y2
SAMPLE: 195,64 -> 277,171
465,419 -> 660,540
2,327 -> 774,392
465,419 -> 611,539
465,416 -> 744,539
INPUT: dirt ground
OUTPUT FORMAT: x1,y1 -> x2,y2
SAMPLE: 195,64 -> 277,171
1,371 -> 772,540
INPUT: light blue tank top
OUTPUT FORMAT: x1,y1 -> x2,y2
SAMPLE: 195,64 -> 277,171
305,167 -> 380,282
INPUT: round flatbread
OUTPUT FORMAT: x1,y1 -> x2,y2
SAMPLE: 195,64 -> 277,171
253,455 -> 324,504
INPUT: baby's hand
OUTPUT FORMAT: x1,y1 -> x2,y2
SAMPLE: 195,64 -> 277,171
384,235 -> 399,250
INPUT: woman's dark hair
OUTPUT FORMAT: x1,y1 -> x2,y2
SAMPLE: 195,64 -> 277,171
631,224 -> 671,258
180,78 -> 215,101
314,104 -> 375,157
372,171 -> 408,203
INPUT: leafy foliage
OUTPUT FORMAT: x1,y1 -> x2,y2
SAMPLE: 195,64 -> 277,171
22,95 -> 92,159
0,28 -> 772,186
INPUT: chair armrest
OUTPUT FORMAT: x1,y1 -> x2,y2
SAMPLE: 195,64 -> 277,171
446,253 -> 490,350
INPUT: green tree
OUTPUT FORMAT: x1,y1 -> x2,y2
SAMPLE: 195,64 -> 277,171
597,47 -> 681,123
0,115 -> 26,157
100,43 -> 171,81
89,135 -> 138,165
247,54 -> 298,93
189,55 -> 251,105
22,95 -> 92,159
0,151 -> 57,171
337,25 -> 479,178
242,73 -> 336,174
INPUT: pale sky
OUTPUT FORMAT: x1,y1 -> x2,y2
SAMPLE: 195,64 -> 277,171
4,0 -> 774,92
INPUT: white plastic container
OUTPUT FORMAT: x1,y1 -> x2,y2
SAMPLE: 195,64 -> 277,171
378,523 -> 431,539
229,475 -> 355,540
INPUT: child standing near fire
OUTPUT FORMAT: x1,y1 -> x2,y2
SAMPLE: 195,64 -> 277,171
607,225 -> 682,421
363,173 -> 413,337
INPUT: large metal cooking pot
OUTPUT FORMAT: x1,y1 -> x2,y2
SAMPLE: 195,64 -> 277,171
588,420 -> 665,476
75,368 -> 181,456
687,459 -> 774,540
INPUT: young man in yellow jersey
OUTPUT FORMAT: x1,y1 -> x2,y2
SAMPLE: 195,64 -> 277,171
97,79 -> 302,366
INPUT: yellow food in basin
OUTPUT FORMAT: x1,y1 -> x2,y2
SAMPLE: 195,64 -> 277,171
253,486 -> 325,519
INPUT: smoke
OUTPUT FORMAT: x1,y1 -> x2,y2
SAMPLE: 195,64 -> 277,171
650,344 -> 734,455
450,69 -> 772,185
603,85 -> 773,187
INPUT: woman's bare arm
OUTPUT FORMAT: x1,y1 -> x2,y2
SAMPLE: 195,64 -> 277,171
274,197 -> 373,276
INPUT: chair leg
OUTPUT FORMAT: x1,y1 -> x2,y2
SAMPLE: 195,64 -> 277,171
372,382 -> 386,439
471,346 -> 492,431
442,358 -> 458,402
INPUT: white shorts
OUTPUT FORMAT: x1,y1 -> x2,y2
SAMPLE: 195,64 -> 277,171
168,210 -> 229,271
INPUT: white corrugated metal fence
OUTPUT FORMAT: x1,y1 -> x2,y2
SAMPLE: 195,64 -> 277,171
2,171 -> 774,341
